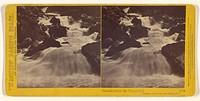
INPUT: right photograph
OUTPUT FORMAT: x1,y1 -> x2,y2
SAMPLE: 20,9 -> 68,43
101,6 -> 186,88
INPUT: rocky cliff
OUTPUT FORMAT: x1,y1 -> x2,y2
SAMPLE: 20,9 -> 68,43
17,6 -> 47,47
81,41 -> 100,75
161,41 -> 185,77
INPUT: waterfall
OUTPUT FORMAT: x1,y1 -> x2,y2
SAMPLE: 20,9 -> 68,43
18,12 -> 100,87
19,13 -> 97,76
102,15 -> 183,88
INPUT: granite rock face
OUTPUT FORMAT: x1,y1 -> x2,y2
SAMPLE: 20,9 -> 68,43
168,24 -> 185,41
17,6 -> 48,45
81,41 -> 100,75
105,38 -> 142,57
161,41 -> 185,77
24,38 -> 61,57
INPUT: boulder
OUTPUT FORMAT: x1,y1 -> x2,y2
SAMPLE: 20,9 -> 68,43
161,41 -> 185,76
168,24 -> 185,35
24,38 -> 61,57
105,38 -> 142,57
18,37 -> 33,49
49,26 -> 68,39
130,26 -> 149,39
166,24 -> 185,41
81,41 -> 100,75
102,38 -> 114,49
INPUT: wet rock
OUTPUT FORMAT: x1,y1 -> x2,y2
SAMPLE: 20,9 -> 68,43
161,41 -> 185,76
81,41 -> 100,75
24,38 -> 61,56
49,17 -> 68,39
88,24 -> 100,34
18,37 -> 33,49
102,38 -> 114,49
168,24 -> 185,35
105,38 -> 142,57
86,24 -> 100,41
49,25 -> 68,39
166,24 -> 185,41
130,26 -> 149,39
43,38 -> 61,47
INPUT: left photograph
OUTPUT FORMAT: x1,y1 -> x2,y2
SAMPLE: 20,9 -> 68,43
17,6 -> 100,88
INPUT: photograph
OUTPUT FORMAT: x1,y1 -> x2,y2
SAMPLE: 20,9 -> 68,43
17,6 -> 100,88
101,6 -> 186,88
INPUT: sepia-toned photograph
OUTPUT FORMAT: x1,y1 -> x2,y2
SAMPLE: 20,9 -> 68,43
4,4 -> 196,96
16,6 -> 186,88
102,6 -> 185,88
17,6 -> 100,88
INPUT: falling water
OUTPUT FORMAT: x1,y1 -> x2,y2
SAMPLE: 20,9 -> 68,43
138,16 -> 151,27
